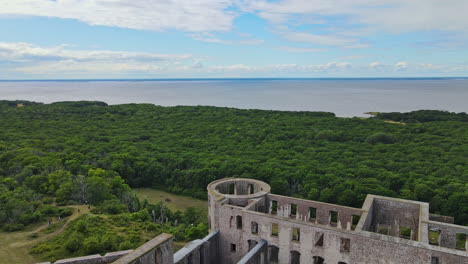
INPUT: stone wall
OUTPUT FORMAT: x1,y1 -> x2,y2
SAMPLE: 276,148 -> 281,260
207,178 -> 468,264
112,233 -> 173,264
174,231 -> 220,264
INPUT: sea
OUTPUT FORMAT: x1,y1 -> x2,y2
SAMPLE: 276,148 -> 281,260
0,78 -> 467,117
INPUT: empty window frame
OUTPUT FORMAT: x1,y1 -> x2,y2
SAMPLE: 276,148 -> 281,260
309,207 -> 317,222
290,203 -> 298,218
248,183 -> 255,194
431,256 -> 439,264
312,256 -> 324,264
228,183 -> 235,194
230,243 -> 237,252
315,232 -> 324,247
251,221 -> 259,234
248,240 -> 257,250
329,210 -> 338,226
377,225 -> 389,235
271,200 -> 278,214
428,229 -> 441,245
236,215 -> 243,229
292,227 -> 300,241
456,233 -> 467,250
290,251 -> 301,264
268,245 -> 279,263
399,227 -> 411,240
340,238 -> 351,253
271,223 -> 279,237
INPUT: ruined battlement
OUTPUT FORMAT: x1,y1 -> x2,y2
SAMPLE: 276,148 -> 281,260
40,178 -> 468,264
208,178 -> 468,264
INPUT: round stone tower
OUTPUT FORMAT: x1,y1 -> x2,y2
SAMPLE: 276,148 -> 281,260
207,178 -> 271,230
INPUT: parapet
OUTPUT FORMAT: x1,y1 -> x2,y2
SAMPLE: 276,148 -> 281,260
207,178 -> 271,199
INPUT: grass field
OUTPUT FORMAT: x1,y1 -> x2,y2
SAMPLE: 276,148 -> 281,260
0,189 -> 207,264
134,188 -> 208,215
0,205 -> 91,264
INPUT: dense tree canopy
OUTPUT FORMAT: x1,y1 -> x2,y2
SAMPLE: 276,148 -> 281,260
0,101 -> 467,225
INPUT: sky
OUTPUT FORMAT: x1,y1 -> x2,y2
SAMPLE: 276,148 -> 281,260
0,0 -> 467,79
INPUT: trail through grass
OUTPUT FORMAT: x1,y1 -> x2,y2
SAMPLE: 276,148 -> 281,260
0,205 -> 90,264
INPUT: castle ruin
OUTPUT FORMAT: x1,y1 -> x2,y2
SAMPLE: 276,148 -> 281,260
40,178 -> 468,264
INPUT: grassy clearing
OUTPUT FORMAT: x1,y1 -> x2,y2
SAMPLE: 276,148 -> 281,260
134,188 -> 207,215
0,189 -> 206,264
0,205 -> 91,264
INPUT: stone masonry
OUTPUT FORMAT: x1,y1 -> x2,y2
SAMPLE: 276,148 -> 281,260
40,178 -> 468,264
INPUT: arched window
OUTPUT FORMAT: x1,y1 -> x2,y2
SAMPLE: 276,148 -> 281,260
236,215 -> 243,229
268,245 -> 279,264
290,250 -> 301,264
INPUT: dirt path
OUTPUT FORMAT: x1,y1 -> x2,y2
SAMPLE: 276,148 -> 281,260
0,205 -> 91,264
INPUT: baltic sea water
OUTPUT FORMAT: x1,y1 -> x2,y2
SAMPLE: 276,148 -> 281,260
0,78 -> 467,117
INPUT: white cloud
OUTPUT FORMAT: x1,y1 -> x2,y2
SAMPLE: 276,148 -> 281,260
0,0 -> 237,32
241,0 -> 468,49
0,42 -> 192,62
0,42 -> 196,75
2,42 -> 467,77
242,0 -> 468,33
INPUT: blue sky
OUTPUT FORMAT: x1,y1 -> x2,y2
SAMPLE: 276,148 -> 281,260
0,0 -> 467,79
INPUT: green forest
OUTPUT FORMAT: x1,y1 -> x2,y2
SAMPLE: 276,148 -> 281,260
0,100 -> 467,260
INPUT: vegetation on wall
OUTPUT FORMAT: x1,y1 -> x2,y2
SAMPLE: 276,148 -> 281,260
0,101 -> 467,228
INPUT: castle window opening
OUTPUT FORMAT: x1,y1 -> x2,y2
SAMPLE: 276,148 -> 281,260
230,243 -> 237,252
229,183 -> 235,194
399,226 -> 412,240
290,250 -> 301,264
251,221 -> 259,234
340,238 -> 351,253
456,233 -> 467,250
248,183 -> 254,194
312,256 -> 324,264
268,245 -> 279,263
428,228 -> 441,245
271,200 -> 278,214
292,227 -> 300,242
330,210 -> 338,226
315,232 -> 324,247
309,207 -> 317,222
271,223 -> 279,237
248,240 -> 257,250
290,203 -> 297,218
236,215 -> 243,229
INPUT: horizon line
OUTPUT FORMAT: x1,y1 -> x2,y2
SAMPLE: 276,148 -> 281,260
1,77 -> 468,82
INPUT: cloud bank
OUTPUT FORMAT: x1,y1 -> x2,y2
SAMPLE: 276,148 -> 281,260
1,42 -> 466,78
0,0 -> 236,32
